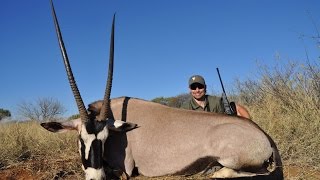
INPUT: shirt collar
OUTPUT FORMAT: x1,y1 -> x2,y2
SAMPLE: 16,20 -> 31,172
190,95 -> 208,110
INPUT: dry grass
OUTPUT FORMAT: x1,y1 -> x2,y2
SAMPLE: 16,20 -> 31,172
0,119 -> 319,179
0,121 -> 83,179
234,60 -> 320,179
0,121 -> 213,179
0,61 -> 319,179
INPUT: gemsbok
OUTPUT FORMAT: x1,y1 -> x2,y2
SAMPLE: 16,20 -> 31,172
41,1 -> 283,179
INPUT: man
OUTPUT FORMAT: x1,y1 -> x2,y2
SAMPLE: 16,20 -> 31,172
181,75 -> 250,119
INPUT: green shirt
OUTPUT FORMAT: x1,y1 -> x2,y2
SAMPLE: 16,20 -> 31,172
181,95 -> 225,113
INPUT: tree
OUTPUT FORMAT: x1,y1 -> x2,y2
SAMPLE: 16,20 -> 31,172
151,93 -> 190,108
17,97 -> 66,121
0,108 -> 11,121
151,97 -> 169,106
68,114 -> 80,120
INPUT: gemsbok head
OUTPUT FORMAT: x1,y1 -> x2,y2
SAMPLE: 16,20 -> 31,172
41,1 -> 137,179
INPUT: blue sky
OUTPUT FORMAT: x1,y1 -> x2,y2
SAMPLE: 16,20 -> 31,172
1,0 -> 319,118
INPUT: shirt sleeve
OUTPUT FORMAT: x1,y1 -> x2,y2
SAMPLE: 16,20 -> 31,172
207,95 -> 225,113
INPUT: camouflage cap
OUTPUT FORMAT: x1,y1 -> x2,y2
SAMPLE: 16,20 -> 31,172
188,75 -> 206,86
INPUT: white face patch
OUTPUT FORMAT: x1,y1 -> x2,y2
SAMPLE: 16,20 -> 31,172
97,126 -> 108,140
85,167 -> 106,180
80,124 -> 109,160
80,125 -> 97,160
97,126 -> 108,155
113,119 -> 125,128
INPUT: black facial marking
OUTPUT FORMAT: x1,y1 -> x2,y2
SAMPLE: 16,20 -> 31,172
80,137 -> 90,169
80,120 -> 108,170
85,119 -> 108,135
80,137 -> 105,169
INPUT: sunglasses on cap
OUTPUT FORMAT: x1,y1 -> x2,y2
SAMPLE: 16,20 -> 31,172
190,83 -> 205,90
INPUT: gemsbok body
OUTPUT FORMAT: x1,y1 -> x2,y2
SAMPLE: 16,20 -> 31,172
41,1 -> 283,179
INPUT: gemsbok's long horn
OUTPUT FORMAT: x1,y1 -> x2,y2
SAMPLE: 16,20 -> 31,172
98,14 -> 115,121
50,0 -> 89,122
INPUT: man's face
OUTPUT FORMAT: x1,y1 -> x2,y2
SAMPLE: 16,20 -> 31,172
189,83 -> 206,100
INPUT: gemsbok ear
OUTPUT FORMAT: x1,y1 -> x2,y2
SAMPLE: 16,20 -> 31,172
107,120 -> 138,132
41,119 -> 82,133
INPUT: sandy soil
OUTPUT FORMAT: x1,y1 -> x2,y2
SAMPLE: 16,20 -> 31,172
0,162 -> 319,180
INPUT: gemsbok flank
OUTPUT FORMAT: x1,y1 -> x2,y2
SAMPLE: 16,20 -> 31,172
41,1 -> 283,179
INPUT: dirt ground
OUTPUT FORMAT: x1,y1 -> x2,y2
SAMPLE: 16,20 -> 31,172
0,162 -> 319,180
